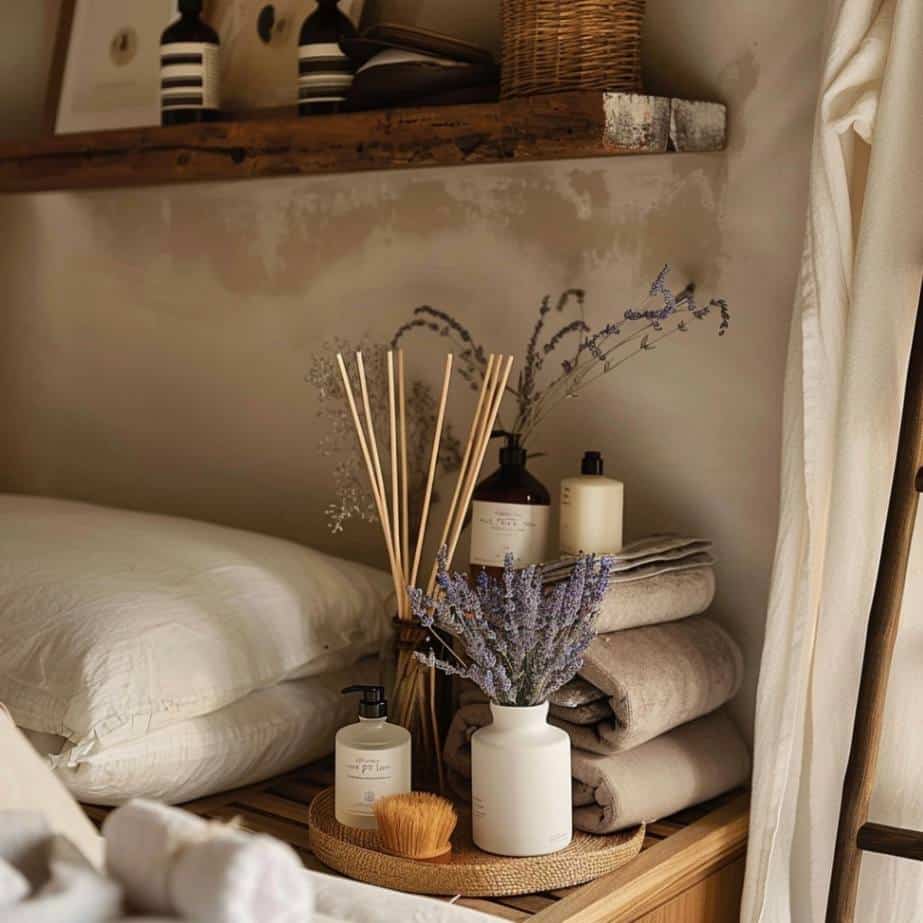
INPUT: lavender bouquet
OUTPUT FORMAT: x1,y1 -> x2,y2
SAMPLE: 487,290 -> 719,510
409,552 -> 613,707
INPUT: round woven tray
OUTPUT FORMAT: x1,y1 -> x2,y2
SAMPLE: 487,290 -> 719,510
307,788 -> 645,898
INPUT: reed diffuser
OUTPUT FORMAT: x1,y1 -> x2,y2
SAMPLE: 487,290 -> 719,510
335,350 -> 515,788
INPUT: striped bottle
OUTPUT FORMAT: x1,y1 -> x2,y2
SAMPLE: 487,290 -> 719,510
298,0 -> 357,116
160,0 -> 220,125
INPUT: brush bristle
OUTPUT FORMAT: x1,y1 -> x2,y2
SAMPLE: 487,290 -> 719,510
374,792 -> 458,860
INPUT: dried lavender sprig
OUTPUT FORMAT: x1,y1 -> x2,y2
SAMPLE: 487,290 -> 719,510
410,549 -> 613,706
391,269 -> 728,450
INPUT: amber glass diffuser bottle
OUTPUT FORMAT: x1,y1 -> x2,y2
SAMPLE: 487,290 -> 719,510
470,433 -> 551,579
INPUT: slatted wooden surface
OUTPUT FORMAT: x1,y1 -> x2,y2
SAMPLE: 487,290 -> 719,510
82,757 -> 748,922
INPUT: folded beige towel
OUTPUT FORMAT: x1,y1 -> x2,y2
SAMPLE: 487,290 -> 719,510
464,615 -> 743,753
561,615 -> 744,752
595,565 -> 716,633
445,706 -> 750,833
569,711 -> 750,832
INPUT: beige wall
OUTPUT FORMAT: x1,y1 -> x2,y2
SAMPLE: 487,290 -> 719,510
0,1 -> 825,738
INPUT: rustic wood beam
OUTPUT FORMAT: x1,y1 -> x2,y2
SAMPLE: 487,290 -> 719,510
0,92 -> 726,195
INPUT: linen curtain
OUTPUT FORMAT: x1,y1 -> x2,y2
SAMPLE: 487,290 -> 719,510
741,0 -> 923,920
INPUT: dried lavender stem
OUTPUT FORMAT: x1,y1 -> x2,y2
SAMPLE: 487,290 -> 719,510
335,354 -> 404,610
428,665 -> 446,792
426,353 -> 498,593
410,353 -> 453,588
397,350 -> 410,581
443,355 -> 514,575
386,352 -> 405,618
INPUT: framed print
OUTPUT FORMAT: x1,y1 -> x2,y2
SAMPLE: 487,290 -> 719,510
51,0 -> 176,134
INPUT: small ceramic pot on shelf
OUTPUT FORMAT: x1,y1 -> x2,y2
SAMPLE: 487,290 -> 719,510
471,701 -> 572,857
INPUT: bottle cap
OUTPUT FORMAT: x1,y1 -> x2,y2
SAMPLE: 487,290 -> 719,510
342,684 -> 388,719
499,432 -> 526,467
581,451 -> 604,475
178,0 -> 203,13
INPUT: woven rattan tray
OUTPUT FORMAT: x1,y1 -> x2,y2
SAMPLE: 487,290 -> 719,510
307,787 -> 645,898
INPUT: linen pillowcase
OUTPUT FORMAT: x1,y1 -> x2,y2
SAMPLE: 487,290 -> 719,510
0,495 -> 392,756
26,659 -> 381,806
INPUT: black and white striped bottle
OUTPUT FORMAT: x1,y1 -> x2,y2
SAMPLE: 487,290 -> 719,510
160,0 -> 220,125
298,0 -> 357,116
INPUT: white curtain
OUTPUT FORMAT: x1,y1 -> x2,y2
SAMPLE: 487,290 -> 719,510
741,0 -> 923,920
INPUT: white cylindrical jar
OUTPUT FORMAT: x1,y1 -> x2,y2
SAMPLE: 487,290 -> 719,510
471,702 -> 572,856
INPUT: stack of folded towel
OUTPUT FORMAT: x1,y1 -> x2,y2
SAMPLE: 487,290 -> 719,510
445,536 -> 752,834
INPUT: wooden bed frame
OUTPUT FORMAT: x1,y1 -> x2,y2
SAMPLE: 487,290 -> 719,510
82,756 -> 748,923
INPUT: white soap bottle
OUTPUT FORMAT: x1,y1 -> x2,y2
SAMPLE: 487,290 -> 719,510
559,451 -> 624,555
335,685 -> 411,830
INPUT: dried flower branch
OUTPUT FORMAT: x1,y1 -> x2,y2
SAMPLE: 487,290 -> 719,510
392,267 -> 729,445
308,339 -> 462,534
410,550 -> 613,706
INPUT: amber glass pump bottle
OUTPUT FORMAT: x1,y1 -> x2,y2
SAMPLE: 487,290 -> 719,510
469,432 -> 551,579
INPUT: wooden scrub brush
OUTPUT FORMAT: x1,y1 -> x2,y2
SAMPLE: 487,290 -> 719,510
373,792 -> 458,861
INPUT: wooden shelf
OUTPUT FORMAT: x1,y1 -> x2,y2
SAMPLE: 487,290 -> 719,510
0,91 -> 726,195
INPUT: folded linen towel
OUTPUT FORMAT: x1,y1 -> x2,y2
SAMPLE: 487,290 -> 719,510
594,565 -> 716,633
170,829 -> 314,923
461,615 -> 743,752
444,706 -> 750,833
556,615 -> 744,752
103,799 -> 204,915
542,535 -> 711,578
569,711 -> 750,832
103,799 -> 313,922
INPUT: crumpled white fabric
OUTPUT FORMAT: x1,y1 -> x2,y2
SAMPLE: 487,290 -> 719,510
308,872 -> 495,923
0,816 -> 122,923
741,0 -> 923,920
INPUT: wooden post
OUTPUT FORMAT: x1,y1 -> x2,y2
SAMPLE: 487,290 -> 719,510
825,279 -> 923,922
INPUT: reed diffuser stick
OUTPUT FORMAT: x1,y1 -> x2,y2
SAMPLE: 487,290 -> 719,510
425,354 -> 498,593
443,356 -> 513,574
386,352 -> 405,619
397,351 -> 410,583
335,354 -> 403,608
410,354 -> 453,588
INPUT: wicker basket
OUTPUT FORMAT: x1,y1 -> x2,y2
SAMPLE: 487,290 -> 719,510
501,0 -> 645,99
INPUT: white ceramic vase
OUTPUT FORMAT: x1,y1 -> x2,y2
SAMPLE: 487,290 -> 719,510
471,701 -> 572,856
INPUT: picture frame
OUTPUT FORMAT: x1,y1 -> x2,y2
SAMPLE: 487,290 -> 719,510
48,0 -> 177,134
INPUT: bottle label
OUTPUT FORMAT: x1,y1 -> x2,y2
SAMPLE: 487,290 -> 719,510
161,42 -> 220,113
298,42 -> 355,105
470,501 -> 550,567
336,744 -> 406,818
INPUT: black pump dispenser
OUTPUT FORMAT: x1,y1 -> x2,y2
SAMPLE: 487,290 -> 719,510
581,451 -> 604,475
342,684 -> 388,719
499,432 -> 527,467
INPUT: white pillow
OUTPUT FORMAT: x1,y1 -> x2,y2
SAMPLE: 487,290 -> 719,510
27,660 -> 381,806
0,495 -> 393,754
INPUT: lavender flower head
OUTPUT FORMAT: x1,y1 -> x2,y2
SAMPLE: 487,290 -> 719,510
410,550 -> 613,706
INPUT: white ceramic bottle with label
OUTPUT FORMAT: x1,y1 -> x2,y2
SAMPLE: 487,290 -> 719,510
559,451 -> 624,555
471,702 -> 572,856
470,433 -> 551,579
335,685 -> 411,830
